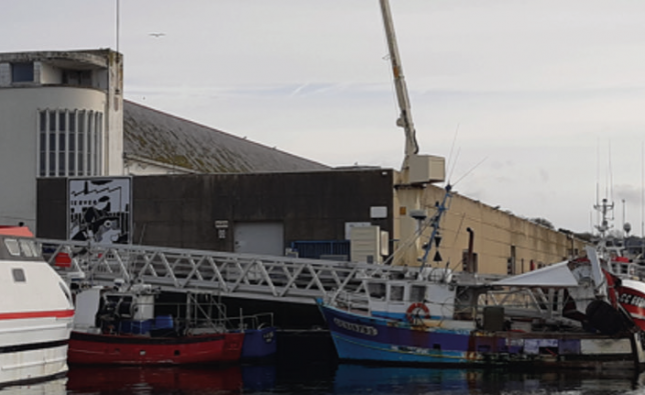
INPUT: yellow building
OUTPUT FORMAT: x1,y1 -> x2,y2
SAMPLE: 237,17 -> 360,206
409,184 -> 588,275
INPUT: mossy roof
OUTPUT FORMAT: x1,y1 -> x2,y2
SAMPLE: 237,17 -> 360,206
123,100 -> 330,174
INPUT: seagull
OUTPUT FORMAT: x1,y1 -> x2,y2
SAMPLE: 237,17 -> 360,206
149,33 -> 166,38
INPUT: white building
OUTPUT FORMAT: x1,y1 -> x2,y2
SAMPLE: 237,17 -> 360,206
0,49 -> 123,230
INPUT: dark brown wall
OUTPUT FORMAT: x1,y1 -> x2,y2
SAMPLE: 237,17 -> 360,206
36,177 -> 69,239
37,169 -> 394,253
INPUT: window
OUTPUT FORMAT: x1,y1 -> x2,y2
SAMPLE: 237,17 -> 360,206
410,285 -> 426,302
38,109 -> 103,177
11,62 -> 34,82
367,283 -> 386,299
4,239 -> 20,256
12,268 -> 26,282
62,70 -> 92,86
19,240 -> 38,258
389,285 -> 404,302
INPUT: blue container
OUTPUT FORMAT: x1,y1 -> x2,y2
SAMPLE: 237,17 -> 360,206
130,319 -> 152,335
154,315 -> 174,330
118,320 -> 133,334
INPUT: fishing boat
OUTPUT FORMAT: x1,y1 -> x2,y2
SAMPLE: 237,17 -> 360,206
68,283 -> 275,365
588,197 -> 645,331
318,250 -> 645,368
0,226 -> 74,386
317,182 -> 645,369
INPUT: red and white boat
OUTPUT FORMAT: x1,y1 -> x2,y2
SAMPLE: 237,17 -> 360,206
590,198 -> 645,331
0,226 -> 74,386
68,284 -> 245,365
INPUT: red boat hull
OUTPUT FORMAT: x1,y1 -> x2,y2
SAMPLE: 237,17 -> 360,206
68,331 -> 244,365
617,279 -> 645,331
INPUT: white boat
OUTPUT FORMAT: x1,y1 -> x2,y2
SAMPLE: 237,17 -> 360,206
0,226 -> 74,386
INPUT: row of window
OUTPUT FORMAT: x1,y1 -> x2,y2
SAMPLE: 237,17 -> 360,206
10,62 -> 93,86
38,109 -> 103,177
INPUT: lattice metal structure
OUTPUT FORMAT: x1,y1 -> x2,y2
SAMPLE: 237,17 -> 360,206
39,238 -> 417,305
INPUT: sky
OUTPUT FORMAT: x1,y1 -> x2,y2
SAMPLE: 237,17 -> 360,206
3,1 -> 645,235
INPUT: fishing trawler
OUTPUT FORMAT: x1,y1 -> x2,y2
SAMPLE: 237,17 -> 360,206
68,283 -> 275,365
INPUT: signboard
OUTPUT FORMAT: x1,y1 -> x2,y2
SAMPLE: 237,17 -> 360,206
68,177 -> 132,244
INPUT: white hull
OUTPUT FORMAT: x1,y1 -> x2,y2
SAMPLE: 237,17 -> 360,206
0,230 -> 75,386
0,316 -> 72,385
0,347 -> 68,386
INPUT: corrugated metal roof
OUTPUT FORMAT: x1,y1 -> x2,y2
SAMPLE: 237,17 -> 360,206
123,100 -> 330,173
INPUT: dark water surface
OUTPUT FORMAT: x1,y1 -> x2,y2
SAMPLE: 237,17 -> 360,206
4,362 -> 645,395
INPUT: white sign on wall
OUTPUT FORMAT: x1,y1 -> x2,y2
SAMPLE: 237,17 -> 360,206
345,222 -> 371,241
68,177 -> 132,244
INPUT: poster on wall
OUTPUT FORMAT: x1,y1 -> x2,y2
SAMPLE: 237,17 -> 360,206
68,177 -> 132,244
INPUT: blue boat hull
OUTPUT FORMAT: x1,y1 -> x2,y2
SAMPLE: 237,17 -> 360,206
240,327 -> 277,359
318,302 -> 642,369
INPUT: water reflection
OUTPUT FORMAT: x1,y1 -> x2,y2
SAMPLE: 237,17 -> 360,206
333,364 -> 645,395
50,362 -> 645,394
0,377 -> 67,395
66,364 -> 276,394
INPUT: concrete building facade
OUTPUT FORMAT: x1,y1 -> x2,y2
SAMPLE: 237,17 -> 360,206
0,49 -> 123,230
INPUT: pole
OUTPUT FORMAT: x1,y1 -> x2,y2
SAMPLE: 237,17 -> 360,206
116,0 -> 120,53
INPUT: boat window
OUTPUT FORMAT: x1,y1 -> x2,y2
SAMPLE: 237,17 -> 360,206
4,238 -> 21,256
367,283 -> 386,299
12,268 -> 26,282
410,285 -> 426,302
390,285 -> 404,302
19,240 -> 37,258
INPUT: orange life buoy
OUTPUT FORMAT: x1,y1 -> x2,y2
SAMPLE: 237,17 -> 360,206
406,302 -> 430,325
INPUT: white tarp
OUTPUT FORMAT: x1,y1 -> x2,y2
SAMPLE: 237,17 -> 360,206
491,260 -> 579,287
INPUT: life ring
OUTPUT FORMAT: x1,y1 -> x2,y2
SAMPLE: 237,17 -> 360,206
406,303 -> 430,325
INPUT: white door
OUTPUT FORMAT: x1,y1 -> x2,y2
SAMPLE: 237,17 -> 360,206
234,222 -> 284,256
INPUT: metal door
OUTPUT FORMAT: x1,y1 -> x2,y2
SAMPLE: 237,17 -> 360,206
234,222 -> 284,256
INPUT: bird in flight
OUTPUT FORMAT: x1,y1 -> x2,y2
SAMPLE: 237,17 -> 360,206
149,33 -> 165,38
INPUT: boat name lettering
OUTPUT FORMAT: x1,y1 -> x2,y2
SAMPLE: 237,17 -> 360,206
619,293 -> 645,308
333,318 -> 378,336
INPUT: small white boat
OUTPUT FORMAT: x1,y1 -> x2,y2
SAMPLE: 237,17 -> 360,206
0,226 -> 74,386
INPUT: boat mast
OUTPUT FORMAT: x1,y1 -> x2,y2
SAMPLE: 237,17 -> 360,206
379,0 -> 419,178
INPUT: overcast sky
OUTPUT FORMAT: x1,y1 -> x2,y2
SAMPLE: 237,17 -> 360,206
3,1 -> 645,235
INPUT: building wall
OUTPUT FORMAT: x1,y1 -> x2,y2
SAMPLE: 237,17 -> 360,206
0,50 -> 124,231
0,87 -> 106,229
105,51 -> 124,177
36,170 -> 396,254
36,172 -> 586,274
123,155 -> 197,175
422,185 -> 587,274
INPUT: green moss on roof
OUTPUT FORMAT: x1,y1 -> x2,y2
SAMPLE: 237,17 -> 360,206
123,100 -> 329,174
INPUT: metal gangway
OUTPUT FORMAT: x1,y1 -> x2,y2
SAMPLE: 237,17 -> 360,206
38,238 -> 421,305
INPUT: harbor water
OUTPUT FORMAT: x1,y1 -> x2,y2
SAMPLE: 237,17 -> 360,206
3,332 -> 645,395
3,362 -> 645,395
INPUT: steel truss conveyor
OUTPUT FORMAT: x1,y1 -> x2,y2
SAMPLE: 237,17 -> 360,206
38,239 -> 417,306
